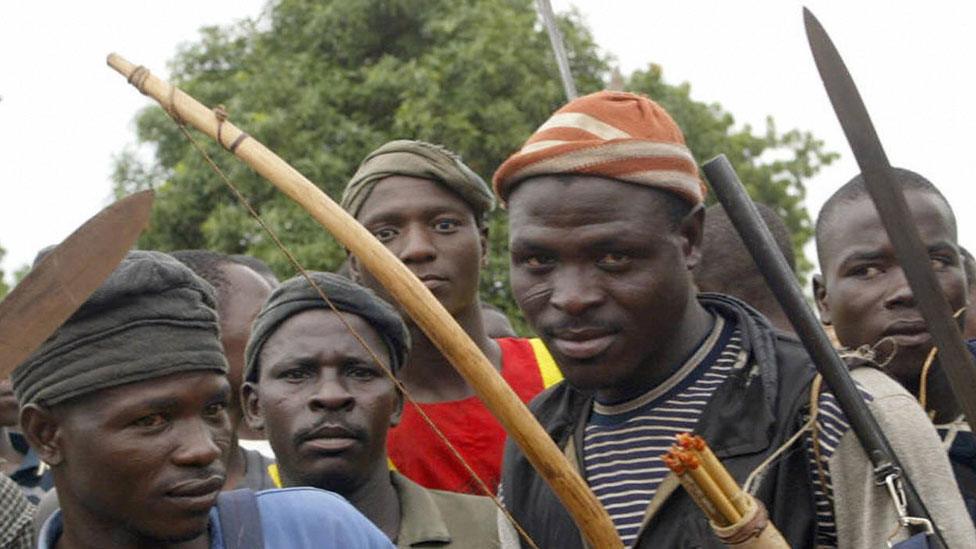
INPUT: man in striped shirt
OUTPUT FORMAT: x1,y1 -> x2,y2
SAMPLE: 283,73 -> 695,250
495,91 -> 972,547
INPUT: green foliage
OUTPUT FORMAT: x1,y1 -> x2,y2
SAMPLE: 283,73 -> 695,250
114,0 -> 835,335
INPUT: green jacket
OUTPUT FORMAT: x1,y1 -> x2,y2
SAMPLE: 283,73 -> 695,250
392,472 -> 513,548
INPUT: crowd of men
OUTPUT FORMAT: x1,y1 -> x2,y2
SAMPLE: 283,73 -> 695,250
2,90 -> 975,548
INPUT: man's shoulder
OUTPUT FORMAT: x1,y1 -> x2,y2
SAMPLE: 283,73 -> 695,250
847,365 -> 909,400
424,485 -> 499,516
253,488 -> 393,547
395,475 -> 501,544
525,380 -> 588,426
254,486 -> 348,507
701,295 -> 816,378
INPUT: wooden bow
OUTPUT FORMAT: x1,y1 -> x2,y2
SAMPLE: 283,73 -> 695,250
107,53 -> 622,548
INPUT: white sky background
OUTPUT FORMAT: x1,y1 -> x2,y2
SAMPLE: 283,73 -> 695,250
1,1 -> 974,282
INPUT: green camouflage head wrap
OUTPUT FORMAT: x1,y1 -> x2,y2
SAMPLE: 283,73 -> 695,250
340,140 -> 494,221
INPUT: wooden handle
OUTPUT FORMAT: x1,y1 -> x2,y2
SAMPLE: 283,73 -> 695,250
107,53 -> 622,548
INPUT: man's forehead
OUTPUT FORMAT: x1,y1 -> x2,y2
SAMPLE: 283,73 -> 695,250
267,310 -> 384,357
358,175 -> 472,218
508,175 -> 673,228
820,191 -> 956,268
61,371 -> 228,414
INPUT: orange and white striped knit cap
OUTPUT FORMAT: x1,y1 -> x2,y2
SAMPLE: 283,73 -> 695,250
492,90 -> 706,206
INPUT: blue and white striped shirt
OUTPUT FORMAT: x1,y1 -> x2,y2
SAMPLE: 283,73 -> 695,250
582,314 -> 860,547
583,315 -> 740,547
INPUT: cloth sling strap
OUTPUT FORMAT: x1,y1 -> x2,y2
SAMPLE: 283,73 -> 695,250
217,489 -> 265,549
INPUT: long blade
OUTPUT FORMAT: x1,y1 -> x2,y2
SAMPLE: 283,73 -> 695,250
0,190 -> 154,378
805,8 -> 976,433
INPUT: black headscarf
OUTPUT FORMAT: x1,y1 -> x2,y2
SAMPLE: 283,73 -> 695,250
13,251 -> 227,407
244,272 -> 410,382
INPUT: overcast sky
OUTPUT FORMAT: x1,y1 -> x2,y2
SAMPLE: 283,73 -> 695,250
1,1 -> 973,282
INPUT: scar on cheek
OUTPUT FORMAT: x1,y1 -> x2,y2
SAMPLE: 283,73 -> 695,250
520,287 -> 552,305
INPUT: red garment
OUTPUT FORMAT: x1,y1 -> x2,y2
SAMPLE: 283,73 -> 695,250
387,337 -> 553,494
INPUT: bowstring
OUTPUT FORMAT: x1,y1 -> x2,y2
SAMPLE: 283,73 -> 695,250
165,103 -> 541,549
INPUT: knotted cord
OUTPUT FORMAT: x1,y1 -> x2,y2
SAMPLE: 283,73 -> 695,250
918,306 -> 967,412
154,84 -> 540,548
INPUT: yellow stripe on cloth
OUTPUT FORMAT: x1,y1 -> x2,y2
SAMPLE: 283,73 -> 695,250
268,463 -> 282,488
529,337 -> 563,389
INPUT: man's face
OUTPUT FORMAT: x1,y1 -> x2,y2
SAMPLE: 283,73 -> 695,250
218,263 -> 272,423
245,309 -> 400,494
508,175 -> 700,402
352,176 -> 486,317
815,190 -> 966,386
50,371 -> 231,543
0,378 -> 18,427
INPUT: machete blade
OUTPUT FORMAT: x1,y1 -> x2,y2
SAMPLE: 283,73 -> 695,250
804,8 -> 890,172
0,190 -> 154,378
804,7 -> 976,432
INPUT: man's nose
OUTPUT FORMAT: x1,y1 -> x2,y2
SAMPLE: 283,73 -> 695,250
172,419 -> 223,467
549,266 -> 603,316
398,226 -> 436,264
884,269 -> 916,309
309,376 -> 355,412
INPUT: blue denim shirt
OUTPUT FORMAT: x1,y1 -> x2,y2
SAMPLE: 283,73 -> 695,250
39,487 -> 394,549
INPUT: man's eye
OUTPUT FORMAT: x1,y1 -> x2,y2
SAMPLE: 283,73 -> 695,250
348,366 -> 380,381
433,219 -> 460,232
204,402 -> 228,417
598,253 -> 631,267
523,256 -> 553,268
931,256 -> 951,269
279,369 -> 310,382
374,228 -> 397,242
133,414 -> 167,429
850,265 -> 883,278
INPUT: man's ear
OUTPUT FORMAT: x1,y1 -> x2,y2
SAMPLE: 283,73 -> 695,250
680,204 -> 706,270
390,389 -> 404,428
20,404 -> 64,466
812,273 -> 832,325
241,382 -> 265,432
348,254 -> 362,283
479,221 -> 490,269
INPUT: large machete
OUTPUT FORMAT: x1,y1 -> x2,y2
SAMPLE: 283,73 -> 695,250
804,9 -> 976,434
0,190 -> 154,378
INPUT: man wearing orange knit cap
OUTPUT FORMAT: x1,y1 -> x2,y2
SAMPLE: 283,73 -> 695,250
497,91 -> 972,548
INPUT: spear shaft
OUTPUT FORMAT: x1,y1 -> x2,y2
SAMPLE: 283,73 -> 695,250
536,0 -> 578,101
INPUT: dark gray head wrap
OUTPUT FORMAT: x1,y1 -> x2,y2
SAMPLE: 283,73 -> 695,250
12,251 -> 227,407
339,140 -> 494,220
245,272 -> 410,382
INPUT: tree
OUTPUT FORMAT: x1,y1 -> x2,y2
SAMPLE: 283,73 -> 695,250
114,0 -> 835,333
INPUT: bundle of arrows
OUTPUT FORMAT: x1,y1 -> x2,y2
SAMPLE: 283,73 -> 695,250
663,433 -> 789,548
